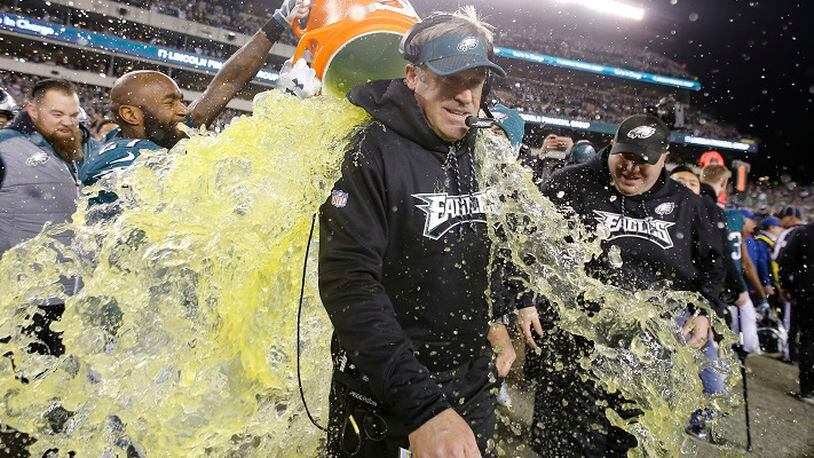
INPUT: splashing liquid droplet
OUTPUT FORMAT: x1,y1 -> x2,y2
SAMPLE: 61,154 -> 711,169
475,133 -> 740,455
0,91 -> 369,456
608,245 -> 624,268
1,94 -> 742,457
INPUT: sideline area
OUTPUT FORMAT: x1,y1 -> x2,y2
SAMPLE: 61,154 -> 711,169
497,354 -> 814,457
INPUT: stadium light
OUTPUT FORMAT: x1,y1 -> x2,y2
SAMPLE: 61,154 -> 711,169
555,0 -> 645,21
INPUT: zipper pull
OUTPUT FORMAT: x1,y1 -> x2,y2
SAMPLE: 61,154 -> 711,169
70,161 -> 81,187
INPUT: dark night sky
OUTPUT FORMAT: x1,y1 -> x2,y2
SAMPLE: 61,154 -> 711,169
649,0 -> 814,183
263,0 -> 814,182
409,0 -> 814,182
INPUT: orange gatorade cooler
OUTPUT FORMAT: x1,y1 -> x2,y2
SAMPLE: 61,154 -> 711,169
292,0 -> 419,97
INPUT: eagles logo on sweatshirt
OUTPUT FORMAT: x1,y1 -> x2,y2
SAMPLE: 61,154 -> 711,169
593,210 -> 676,250
413,189 -> 490,240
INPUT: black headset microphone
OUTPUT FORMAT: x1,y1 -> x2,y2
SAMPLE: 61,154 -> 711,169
466,102 -> 500,129
465,115 -> 496,129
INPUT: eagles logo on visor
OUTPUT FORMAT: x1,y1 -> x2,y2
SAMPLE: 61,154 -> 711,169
457,37 -> 480,52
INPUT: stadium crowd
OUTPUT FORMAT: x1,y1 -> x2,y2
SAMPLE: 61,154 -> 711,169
496,24 -> 693,78
493,75 -> 743,140
1,3 -> 811,458
115,0 -> 269,31
1,0 -> 744,139
105,0 -> 692,78
109,0 -> 300,45
735,179 -> 814,217
0,2 -> 254,59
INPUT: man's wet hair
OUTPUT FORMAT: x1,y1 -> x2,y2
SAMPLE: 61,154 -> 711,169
700,164 -> 731,185
408,6 -> 496,54
31,79 -> 78,102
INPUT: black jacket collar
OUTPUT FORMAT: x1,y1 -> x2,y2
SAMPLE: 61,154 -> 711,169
699,182 -> 719,203
7,110 -> 38,136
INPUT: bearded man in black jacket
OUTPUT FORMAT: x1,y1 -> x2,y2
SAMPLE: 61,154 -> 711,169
318,7 -> 516,458
516,114 -> 728,456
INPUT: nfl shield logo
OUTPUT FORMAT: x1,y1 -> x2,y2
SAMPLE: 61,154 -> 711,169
331,190 -> 349,208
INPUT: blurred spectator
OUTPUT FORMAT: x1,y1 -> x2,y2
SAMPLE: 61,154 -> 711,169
778,205 -> 804,229
743,209 -> 773,307
0,88 -> 17,126
770,204 -> 805,364
520,133 -> 574,184
777,223 -> 814,405
95,119 -> 119,141
755,216 -> 784,297
670,164 -> 701,195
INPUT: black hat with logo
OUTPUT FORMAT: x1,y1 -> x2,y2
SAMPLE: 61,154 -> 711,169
610,114 -> 671,165
777,205 -> 802,220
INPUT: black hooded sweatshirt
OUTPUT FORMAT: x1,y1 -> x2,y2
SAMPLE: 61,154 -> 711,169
777,223 -> 814,302
541,149 -> 727,316
318,79 -> 497,432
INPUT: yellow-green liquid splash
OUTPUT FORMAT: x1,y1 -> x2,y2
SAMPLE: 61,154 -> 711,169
1,89 -> 741,457
1,90 -> 368,457
475,133 -> 742,457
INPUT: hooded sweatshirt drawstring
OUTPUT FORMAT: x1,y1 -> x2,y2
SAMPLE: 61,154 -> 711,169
619,189 -> 653,226
445,144 -> 462,195
445,140 -> 478,234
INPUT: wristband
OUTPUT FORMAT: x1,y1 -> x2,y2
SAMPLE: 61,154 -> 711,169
261,15 -> 286,42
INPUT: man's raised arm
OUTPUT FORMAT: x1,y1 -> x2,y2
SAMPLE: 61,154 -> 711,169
189,0 -> 310,128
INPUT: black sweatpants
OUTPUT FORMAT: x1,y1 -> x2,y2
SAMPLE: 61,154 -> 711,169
527,329 -> 639,458
325,354 -> 497,458
788,301 -> 800,362
798,305 -> 814,397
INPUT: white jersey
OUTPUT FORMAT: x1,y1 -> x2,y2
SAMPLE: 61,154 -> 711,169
772,226 -> 800,260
